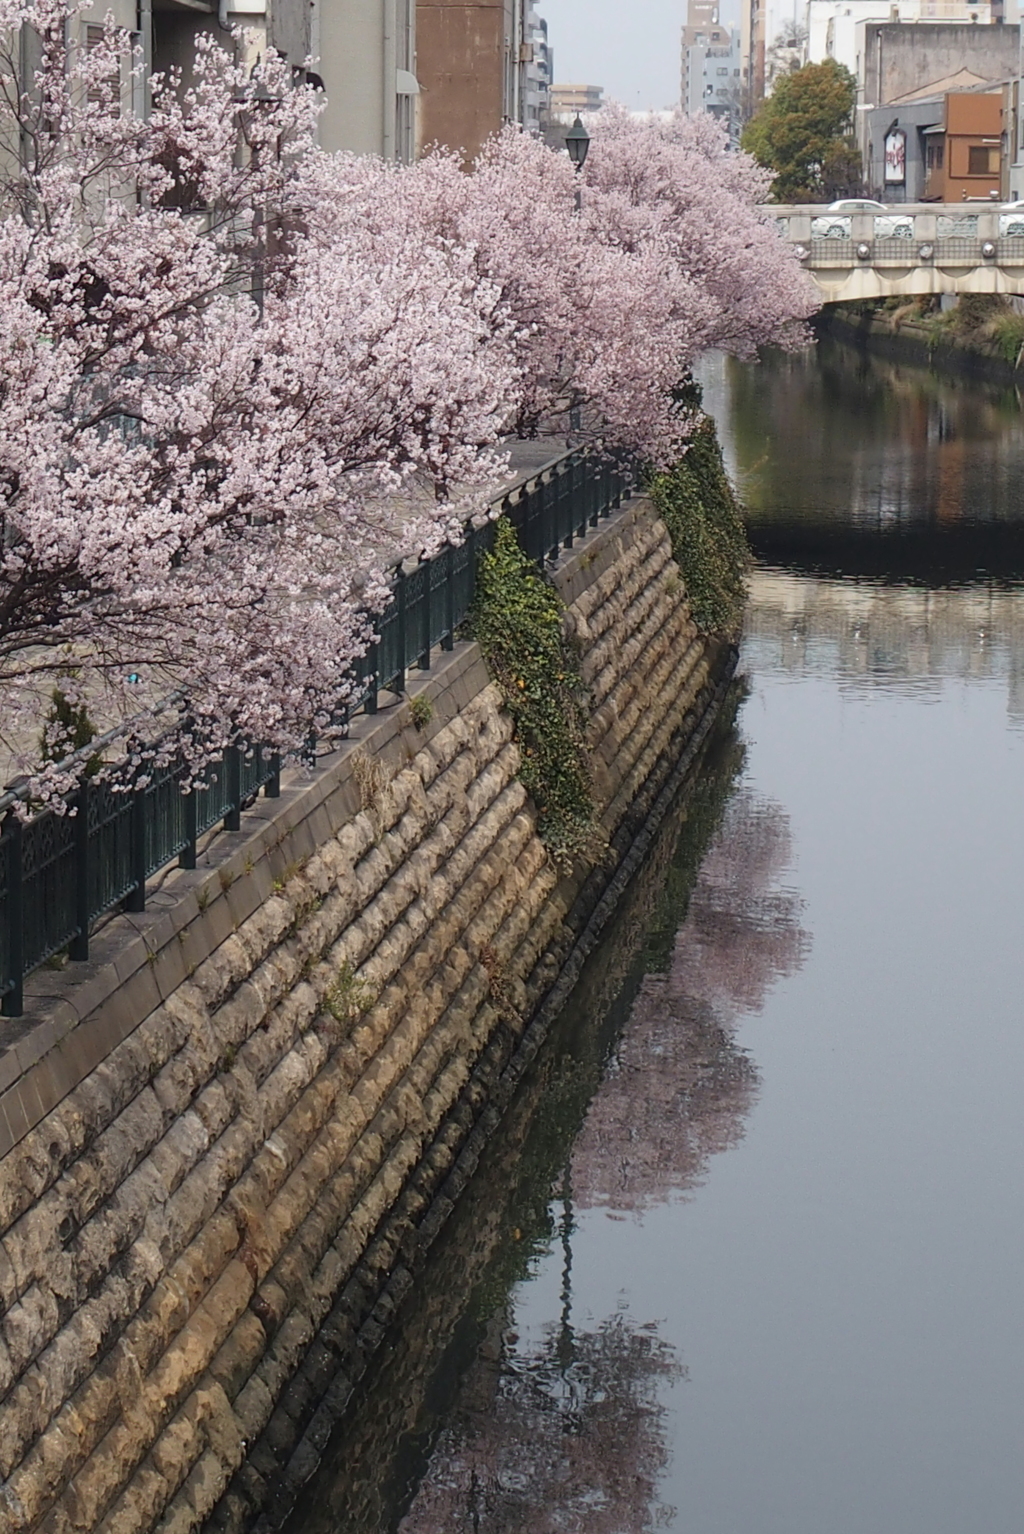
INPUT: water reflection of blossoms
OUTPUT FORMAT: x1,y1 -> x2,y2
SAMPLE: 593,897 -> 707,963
397,784 -> 808,1534
399,1312 -> 681,1534
571,786 -> 809,1214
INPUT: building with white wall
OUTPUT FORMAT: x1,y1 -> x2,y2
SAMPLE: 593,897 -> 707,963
807,0 -> 1005,80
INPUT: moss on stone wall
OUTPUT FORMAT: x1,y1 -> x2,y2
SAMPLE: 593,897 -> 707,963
469,519 -> 596,869
649,417 -> 749,635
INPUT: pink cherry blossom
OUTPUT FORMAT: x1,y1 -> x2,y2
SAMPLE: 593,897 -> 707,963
0,12 -> 813,792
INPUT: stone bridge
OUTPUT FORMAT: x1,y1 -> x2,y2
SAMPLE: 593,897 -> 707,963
768,203 -> 1024,303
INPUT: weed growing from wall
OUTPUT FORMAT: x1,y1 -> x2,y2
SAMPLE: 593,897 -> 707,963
469,519 -> 595,870
323,959 -> 377,1028
649,417 -> 749,635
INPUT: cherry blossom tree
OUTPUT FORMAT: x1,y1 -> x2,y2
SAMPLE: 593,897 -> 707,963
581,107 -> 818,358
0,11 -> 814,789
0,3 -> 517,785
325,128 -> 717,463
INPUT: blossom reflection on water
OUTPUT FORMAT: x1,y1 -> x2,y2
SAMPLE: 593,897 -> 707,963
395,784 -> 808,1534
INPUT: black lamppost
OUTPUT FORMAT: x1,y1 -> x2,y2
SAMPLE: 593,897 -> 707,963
565,114 -> 590,211
233,66 -> 284,318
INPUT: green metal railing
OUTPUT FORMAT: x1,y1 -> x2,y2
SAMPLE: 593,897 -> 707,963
0,448 -> 633,1016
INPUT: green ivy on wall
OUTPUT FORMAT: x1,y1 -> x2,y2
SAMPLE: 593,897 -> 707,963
469,519 -> 595,870
650,417 -> 749,635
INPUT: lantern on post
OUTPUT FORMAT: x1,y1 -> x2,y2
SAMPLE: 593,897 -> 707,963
565,114 -> 590,211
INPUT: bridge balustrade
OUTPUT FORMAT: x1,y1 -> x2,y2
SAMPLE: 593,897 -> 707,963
766,204 -> 1024,298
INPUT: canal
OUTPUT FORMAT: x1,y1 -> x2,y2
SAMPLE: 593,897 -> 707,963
281,335 -> 1024,1534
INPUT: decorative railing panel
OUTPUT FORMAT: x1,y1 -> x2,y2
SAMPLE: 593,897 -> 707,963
0,449 -> 632,1015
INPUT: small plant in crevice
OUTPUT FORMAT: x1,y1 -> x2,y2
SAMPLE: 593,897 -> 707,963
649,412 -> 749,636
409,694 -> 433,730
350,747 -> 394,842
468,518 -> 596,870
321,959 -> 377,1034
480,941 -> 521,1026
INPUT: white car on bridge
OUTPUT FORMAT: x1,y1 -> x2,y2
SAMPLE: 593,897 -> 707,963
813,200 -> 914,240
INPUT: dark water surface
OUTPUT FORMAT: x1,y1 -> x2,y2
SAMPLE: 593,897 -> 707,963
286,341 -> 1024,1534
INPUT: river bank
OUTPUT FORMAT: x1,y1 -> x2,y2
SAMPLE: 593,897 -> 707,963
274,341 -> 1024,1534
818,301 -> 1024,383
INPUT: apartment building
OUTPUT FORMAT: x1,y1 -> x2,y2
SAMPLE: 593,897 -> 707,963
681,3 -> 741,138
550,82 -> 605,118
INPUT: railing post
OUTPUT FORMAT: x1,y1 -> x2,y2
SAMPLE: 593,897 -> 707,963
180,778 -> 197,869
265,753 -> 281,798
395,563 -> 407,694
443,543 -> 455,651
419,555 -> 431,669
562,463 -> 574,550
126,772 -> 147,913
365,642 -> 379,714
545,476 -> 558,566
224,745 -> 241,832
70,776 -> 90,961
2,811 -> 24,1017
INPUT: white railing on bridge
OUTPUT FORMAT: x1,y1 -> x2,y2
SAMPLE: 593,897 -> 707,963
765,203 -> 1024,300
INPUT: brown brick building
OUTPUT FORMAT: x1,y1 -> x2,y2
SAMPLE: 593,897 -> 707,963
416,0 -> 524,161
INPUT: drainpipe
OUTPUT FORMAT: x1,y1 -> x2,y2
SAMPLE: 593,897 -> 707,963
138,0 -> 152,118
383,0 -> 396,160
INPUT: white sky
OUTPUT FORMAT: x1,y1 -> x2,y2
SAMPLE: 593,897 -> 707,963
541,0 -> 801,111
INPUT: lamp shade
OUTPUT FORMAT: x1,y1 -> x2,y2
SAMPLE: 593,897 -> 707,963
565,114 -> 591,170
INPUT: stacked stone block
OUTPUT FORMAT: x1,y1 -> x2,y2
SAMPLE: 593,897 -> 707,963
0,497 -> 731,1534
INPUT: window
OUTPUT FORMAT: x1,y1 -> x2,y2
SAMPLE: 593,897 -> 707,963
85,25 -> 109,108
968,144 -> 997,175
717,67 -> 729,75
926,140 -> 944,170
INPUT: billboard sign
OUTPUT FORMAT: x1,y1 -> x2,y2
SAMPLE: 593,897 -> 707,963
884,128 -> 907,185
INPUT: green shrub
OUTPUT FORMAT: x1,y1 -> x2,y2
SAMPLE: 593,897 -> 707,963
649,419 -> 749,634
987,310 -> 1024,364
469,519 -> 595,869
39,683 -> 102,775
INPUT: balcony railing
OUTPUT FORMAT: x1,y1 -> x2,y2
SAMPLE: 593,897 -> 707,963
0,448 -> 633,1017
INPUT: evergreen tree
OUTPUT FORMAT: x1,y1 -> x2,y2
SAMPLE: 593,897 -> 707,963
742,59 -> 860,202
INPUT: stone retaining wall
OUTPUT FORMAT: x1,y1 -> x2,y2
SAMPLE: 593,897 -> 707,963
0,495 -> 732,1534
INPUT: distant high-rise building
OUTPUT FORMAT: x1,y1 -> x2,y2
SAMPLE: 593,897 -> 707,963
523,5 -> 553,133
681,2 -> 742,138
550,82 -> 605,118
740,0 -> 767,116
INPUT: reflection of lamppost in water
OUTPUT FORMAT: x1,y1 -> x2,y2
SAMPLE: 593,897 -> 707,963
557,1160 -> 576,1374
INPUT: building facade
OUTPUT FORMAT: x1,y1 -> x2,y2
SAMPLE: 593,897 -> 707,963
523,2 -> 553,133
413,0 -> 527,161
550,81 -> 605,118
808,0 -> 1001,79
315,0 -> 419,161
854,21 -> 1019,173
72,0 -> 420,163
740,0 -> 766,116
681,4 -> 741,138
863,86 -> 1007,197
